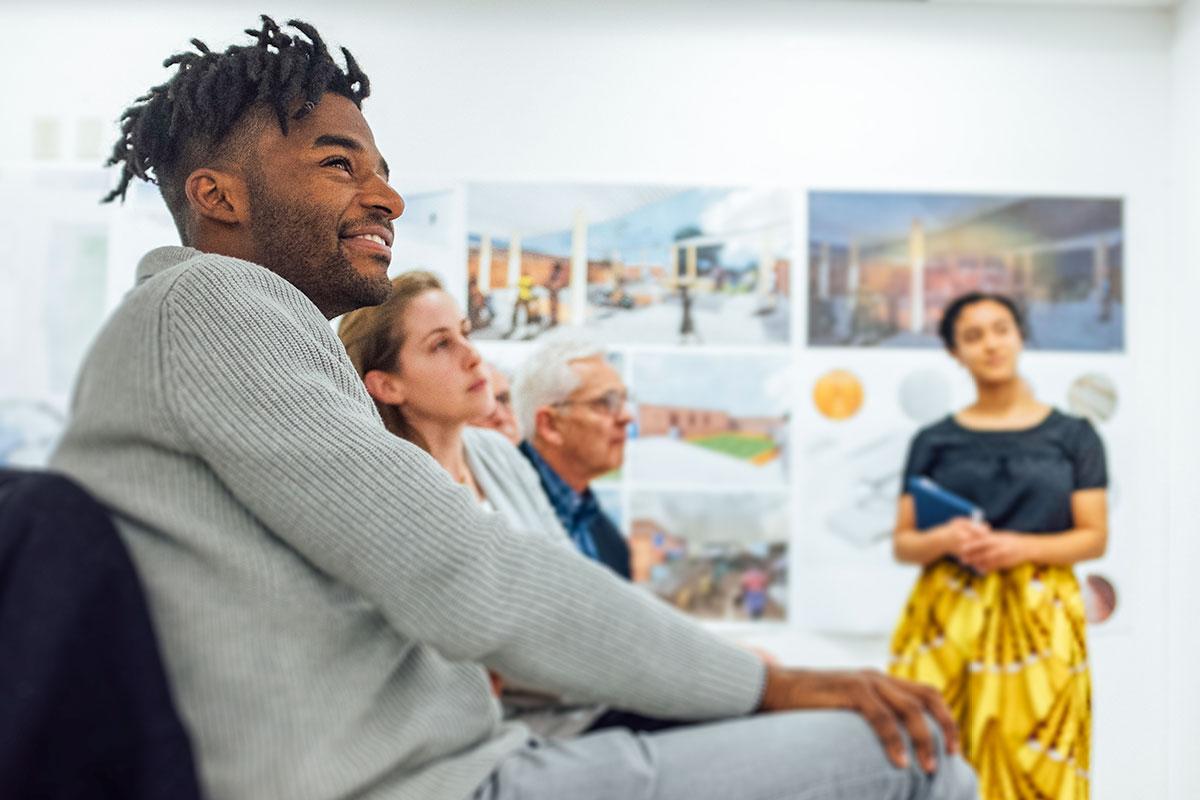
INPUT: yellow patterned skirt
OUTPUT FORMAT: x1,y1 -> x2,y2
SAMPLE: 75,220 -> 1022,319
888,561 -> 1091,800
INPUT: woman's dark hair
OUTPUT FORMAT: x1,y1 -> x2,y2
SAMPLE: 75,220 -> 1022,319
937,292 -> 1025,350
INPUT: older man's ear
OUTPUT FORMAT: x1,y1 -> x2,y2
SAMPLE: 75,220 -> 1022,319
532,406 -> 566,449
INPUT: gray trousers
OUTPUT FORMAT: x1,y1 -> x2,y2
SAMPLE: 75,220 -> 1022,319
472,710 -> 978,800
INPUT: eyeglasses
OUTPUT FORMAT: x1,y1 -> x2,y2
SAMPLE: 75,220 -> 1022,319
552,389 -> 633,418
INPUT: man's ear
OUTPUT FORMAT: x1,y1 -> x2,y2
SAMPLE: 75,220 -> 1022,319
184,167 -> 248,226
533,406 -> 565,448
364,369 -> 406,406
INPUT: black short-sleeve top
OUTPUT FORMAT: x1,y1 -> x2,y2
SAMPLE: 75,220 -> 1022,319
901,409 -> 1108,534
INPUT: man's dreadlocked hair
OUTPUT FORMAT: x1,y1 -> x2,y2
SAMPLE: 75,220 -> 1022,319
103,15 -> 370,241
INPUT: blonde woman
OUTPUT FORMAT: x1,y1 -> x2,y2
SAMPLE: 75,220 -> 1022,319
338,271 -> 604,737
889,292 -> 1108,800
339,272 -> 563,530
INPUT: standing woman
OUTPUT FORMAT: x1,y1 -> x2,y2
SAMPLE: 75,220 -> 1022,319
889,292 -> 1108,800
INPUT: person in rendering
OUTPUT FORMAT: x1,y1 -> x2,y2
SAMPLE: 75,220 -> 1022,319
679,282 -> 701,343
505,272 -> 536,338
739,565 -> 770,620
50,16 -> 976,800
889,291 -> 1108,800
467,275 -> 494,330
546,260 -> 565,328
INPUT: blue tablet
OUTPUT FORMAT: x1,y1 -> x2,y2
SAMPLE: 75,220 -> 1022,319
908,476 -> 984,531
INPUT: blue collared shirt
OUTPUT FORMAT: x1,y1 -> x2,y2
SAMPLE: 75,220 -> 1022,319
518,441 -> 600,561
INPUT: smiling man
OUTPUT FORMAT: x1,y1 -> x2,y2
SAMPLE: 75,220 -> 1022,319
239,120 -> 399,317
49,16 -> 976,800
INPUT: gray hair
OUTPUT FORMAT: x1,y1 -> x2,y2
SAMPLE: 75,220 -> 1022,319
512,339 -> 606,441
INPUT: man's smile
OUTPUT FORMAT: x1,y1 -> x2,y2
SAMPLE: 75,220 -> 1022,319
340,224 -> 394,260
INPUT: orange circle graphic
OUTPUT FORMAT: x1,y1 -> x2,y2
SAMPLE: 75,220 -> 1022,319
813,369 -> 864,420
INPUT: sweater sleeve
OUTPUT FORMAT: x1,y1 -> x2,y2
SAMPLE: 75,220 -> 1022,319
159,261 -> 764,720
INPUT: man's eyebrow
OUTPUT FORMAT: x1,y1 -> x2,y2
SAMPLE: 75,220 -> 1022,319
312,134 -> 391,180
313,134 -> 363,152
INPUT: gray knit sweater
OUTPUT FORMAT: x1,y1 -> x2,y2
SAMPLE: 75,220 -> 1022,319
49,247 -> 764,800
462,426 -> 608,737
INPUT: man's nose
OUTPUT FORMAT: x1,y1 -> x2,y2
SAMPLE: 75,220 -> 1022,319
364,173 -> 404,220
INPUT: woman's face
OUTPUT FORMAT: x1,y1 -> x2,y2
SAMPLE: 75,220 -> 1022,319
950,300 -> 1023,384
393,289 -> 494,425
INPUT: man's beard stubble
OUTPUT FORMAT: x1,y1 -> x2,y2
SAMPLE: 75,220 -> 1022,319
246,180 -> 392,319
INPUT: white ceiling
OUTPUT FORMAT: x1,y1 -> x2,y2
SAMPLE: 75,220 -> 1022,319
931,0 -> 1172,7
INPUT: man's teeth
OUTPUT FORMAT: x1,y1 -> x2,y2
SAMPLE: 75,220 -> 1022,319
353,234 -> 387,246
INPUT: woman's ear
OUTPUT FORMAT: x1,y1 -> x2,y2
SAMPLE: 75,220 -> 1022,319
364,369 -> 406,406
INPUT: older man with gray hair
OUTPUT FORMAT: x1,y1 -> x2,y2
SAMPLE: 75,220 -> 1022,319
512,341 -> 632,578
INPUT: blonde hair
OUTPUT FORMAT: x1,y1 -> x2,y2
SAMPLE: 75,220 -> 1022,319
338,271 -> 445,452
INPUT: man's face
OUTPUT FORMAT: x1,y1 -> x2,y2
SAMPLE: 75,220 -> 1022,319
474,363 -> 521,445
551,357 -> 631,481
243,94 -> 404,318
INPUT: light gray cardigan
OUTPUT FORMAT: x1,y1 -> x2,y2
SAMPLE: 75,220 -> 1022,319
461,426 -> 566,548
49,247 -> 763,800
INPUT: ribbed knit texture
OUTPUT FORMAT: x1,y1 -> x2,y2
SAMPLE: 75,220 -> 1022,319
462,426 -> 608,736
460,426 -> 568,549
49,247 -> 765,800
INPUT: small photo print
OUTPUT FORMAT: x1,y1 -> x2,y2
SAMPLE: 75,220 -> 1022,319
630,491 -> 788,622
627,352 -> 791,488
808,191 -> 1124,351
466,183 -> 792,346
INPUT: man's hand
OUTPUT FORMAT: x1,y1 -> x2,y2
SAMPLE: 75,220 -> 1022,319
960,531 -> 1029,574
758,666 -> 959,772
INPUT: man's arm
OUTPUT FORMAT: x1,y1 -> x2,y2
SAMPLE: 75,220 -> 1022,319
161,263 -> 763,720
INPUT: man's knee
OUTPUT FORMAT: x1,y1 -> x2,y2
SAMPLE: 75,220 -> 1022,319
917,714 -> 977,800
928,753 -> 978,800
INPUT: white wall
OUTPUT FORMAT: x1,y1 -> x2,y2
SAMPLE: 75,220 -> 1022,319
0,1 -> 1186,796
1168,1 -> 1200,795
